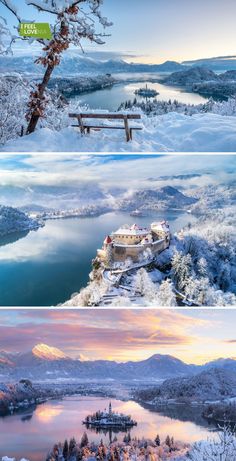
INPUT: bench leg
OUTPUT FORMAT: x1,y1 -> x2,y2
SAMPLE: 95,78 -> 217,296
124,116 -> 130,142
77,115 -> 85,135
129,129 -> 133,141
87,127 -> 91,134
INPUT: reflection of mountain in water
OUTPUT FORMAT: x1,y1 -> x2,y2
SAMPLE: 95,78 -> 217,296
0,230 -> 30,248
139,401 -> 218,431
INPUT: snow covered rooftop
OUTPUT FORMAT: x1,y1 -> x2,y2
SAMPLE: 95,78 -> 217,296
151,221 -> 170,233
112,224 -> 150,236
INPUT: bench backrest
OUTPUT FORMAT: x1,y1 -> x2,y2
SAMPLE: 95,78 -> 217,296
69,113 -> 141,120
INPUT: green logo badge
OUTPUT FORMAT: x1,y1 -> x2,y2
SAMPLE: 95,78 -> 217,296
19,23 -> 52,39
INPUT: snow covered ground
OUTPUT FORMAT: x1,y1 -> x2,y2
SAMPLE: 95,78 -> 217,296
2,112 -> 236,152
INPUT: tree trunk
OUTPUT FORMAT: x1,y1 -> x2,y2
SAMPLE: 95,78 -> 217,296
26,63 -> 55,135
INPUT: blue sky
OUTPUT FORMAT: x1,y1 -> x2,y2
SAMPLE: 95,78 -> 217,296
1,0 -> 236,62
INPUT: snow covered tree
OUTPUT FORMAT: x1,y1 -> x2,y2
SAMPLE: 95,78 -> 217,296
172,250 -> 193,292
69,436 -> 77,455
133,268 -> 157,300
189,424 -> 236,461
0,0 -> 112,134
156,279 -> 177,307
0,16 -> 12,55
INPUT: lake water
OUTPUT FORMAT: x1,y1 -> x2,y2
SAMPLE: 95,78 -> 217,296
72,74 -> 208,111
0,396 -> 217,461
0,211 -> 196,306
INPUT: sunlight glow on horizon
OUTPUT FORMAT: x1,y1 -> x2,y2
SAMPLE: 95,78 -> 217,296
0,310 -> 235,366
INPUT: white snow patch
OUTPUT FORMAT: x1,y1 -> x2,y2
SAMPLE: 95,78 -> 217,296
2,112 -> 236,152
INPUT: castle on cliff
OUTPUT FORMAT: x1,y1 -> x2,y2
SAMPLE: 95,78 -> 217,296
97,221 -> 170,267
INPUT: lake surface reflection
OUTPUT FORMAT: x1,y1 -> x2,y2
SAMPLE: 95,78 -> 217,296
0,211 -> 196,306
73,77 -> 208,111
0,396 -> 217,461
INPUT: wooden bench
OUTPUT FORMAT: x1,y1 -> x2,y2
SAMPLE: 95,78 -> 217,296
69,113 -> 142,142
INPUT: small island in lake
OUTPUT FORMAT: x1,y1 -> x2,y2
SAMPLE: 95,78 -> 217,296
134,84 -> 159,97
83,402 -> 137,428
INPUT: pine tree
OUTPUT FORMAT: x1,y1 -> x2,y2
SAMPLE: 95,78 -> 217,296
63,439 -> 69,460
69,437 -> 76,455
80,432 -> 89,448
155,434 -> 160,446
165,435 -> 171,450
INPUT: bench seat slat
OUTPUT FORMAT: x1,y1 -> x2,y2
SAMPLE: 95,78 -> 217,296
69,113 -> 141,120
71,125 -> 142,130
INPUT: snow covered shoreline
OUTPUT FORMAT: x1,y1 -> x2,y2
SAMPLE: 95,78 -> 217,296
0,205 -> 43,238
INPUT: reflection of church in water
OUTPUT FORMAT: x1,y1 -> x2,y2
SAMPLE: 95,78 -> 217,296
83,402 -> 137,443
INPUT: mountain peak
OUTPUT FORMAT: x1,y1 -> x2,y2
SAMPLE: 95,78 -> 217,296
32,343 -> 67,361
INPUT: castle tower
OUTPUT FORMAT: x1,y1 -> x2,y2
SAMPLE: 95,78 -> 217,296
103,236 -> 113,267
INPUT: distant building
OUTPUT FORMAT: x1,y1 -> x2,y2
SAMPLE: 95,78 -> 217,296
97,221 -> 170,266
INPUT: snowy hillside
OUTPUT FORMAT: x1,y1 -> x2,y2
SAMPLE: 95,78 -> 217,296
135,367 -> 236,404
0,205 -> 43,237
162,67 -> 236,97
117,186 -> 197,211
1,74 -> 236,151
2,112 -> 236,152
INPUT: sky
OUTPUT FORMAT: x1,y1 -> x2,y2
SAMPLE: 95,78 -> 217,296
0,154 -> 234,210
0,153 -> 234,191
1,0 -> 236,62
0,309 -> 236,365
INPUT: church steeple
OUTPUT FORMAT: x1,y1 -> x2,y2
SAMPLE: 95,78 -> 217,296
109,402 -> 112,416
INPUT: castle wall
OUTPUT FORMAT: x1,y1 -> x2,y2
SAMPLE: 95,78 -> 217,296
112,234 -> 148,245
112,238 -> 169,263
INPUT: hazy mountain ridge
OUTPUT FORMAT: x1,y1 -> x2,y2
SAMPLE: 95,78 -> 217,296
1,344 -> 236,382
0,55 -> 186,76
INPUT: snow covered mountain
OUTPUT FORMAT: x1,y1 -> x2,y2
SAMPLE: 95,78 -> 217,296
1,345 -> 236,383
117,186 -> 197,211
0,205 -> 43,237
163,67 -> 217,86
162,67 -> 236,97
0,55 -> 186,76
32,344 -> 69,361
183,55 -> 236,72
136,367 -> 236,403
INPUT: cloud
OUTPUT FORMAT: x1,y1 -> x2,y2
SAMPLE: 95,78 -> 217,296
0,155 -> 234,210
0,309 -> 209,361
